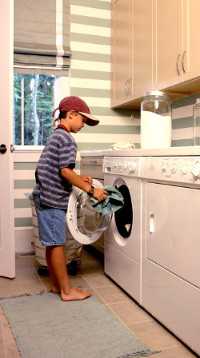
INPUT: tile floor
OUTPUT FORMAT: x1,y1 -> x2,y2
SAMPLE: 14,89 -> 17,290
0,249 -> 198,358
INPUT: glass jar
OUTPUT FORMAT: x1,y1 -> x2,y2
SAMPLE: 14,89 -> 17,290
140,90 -> 172,148
193,98 -> 200,146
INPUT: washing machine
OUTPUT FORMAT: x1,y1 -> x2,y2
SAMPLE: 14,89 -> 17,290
103,156 -> 142,304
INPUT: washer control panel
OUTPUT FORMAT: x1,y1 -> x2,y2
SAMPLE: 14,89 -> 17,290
103,156 -> 141,177
141,156 -> 200,185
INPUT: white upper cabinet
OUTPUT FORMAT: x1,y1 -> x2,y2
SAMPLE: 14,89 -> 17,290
111,0 -> 200,108
155,0 -> 182,89
155,0 -> 200,90
133,0 -> 154,99
182,0 -> 200,81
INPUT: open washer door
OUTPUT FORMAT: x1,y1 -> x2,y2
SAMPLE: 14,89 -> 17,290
67,179 -> 111,244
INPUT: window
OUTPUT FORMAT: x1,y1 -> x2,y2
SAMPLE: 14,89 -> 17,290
14,72 -> 56,146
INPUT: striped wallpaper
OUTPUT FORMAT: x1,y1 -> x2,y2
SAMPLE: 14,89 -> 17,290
13,0 -> 200,253
69,0 -> 140,152
172,93 -> 200,147
14,152 -> 39,253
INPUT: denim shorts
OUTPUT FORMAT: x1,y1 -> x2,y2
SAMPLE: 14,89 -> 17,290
34,196 -> 67,247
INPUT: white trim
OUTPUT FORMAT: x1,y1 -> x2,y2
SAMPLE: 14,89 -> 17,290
14,65 -> 68,71
14,145 -> 44,152
56,0 -> 64,66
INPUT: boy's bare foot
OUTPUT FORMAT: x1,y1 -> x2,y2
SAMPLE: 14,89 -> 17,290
61,287 -> 92,301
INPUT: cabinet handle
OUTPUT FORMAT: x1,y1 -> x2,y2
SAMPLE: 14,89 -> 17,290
124,79 -> 129,97
149,213 -> 155,234
181,50 -> 187,73
176,54 -> 181,76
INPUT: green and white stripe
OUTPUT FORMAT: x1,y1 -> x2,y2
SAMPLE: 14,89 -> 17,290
172,94 -> 200,146
70,0 -> 139,153
14,162 -> 36,228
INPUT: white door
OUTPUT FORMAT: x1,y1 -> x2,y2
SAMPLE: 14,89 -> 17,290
145,182 -> 200,287
0,0 -> 15,278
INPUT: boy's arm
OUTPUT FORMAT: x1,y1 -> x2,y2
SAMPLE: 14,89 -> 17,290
61,167 -> 91,193
60,168 -> 107,201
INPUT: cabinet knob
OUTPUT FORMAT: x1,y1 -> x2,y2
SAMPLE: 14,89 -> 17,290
0,144 -> 7,154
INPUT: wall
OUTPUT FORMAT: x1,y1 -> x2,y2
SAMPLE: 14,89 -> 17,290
172,93 -> 200,147
14,151 -> 39,253
69,0 -> 139,153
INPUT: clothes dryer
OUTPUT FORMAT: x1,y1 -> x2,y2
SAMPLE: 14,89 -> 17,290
141,156 -> 200,356
103,156 -> 142,303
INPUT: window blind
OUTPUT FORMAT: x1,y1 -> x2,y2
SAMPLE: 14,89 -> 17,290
14,0 -> 70,75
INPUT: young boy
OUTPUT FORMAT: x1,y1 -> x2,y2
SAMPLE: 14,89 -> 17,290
33,96 -> 107,301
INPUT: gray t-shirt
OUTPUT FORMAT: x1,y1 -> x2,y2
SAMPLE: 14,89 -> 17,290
34,128 -> 77,209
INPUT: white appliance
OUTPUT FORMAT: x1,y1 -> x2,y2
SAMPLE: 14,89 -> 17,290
80,154 -> 104,182
103,156 -> 142,303
141,156 -> 200,356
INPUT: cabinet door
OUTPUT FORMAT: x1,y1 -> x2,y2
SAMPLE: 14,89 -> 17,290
111,0 -> 133,107
156,0 -> 182,89
182,0 -> 200,81
133,0 -> 154,98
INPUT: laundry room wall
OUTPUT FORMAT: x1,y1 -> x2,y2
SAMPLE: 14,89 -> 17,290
69,0 -> 139,152
171,93 -> 200,146
13,0 -> 139,254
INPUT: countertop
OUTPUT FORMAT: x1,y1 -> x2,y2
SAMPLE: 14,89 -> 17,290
80,146 -> 200,157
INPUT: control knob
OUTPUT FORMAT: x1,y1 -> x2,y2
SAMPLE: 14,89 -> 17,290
129,162 -> 137,174
191,160 -> 200,179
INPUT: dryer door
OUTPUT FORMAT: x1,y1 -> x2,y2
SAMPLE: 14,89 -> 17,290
66,179 -> 111,244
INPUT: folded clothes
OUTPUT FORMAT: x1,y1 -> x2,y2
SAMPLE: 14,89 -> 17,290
111,142 -> 135,150
89,185 -> 124,216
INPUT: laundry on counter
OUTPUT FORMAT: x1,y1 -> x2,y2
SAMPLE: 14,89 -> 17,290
111,141 -> 135,150
89,185 -> 124,216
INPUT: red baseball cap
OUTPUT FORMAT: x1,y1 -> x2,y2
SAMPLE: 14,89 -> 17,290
53,96 -> 99,126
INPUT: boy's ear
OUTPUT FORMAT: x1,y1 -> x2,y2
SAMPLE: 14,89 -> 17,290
68,110 -> 77,119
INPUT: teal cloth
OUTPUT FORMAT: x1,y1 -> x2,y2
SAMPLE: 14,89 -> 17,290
89,185 -> 124,215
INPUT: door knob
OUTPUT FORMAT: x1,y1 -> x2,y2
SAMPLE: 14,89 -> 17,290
0,144 -> 7,154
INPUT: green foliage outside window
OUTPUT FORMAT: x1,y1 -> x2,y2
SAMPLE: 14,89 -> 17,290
14,73 -> 55,145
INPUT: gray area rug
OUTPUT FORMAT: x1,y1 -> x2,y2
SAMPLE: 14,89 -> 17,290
0,293 -> 157,358
0,255 -> 47,299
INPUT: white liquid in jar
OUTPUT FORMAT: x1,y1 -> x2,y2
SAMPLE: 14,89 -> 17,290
141,111 -> 171,148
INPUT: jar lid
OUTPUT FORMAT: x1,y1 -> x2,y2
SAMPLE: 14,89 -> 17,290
145,90 -> 169,98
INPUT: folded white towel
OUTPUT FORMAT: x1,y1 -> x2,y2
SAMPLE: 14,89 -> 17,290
111,142 -> 135,150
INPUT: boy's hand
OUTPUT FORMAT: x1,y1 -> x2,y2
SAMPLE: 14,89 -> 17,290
81,175 -> 92,185
93,187 -> 108,202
